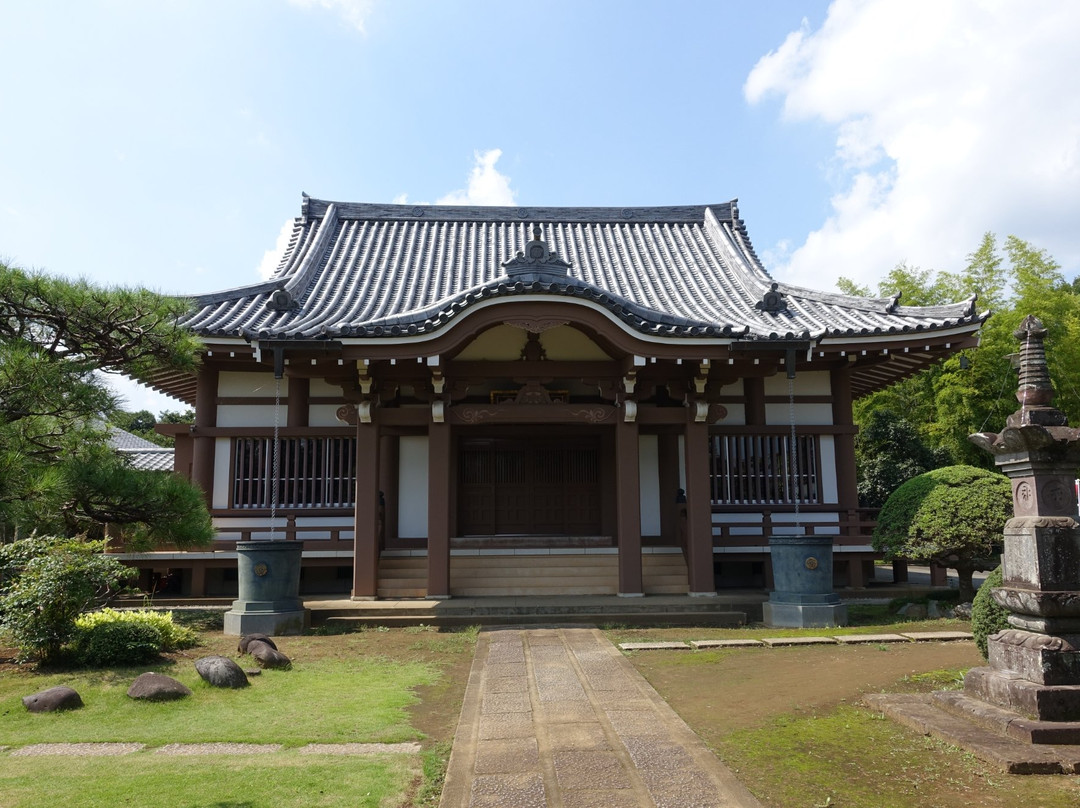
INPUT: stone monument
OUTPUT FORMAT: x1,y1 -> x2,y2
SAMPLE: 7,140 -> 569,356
956,314 -> 1080,739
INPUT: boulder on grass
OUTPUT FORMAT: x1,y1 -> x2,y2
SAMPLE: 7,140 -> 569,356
247,640 -> 292,670
195,655 -> 250,688
237,633 -> 277,654
127,672 -> 193,702
23,686 -> 83,713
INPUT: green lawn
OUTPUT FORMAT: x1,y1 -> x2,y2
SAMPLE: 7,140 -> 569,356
0,655 -> 436,746
0,755 -> 416,808
0,628 -> 478,808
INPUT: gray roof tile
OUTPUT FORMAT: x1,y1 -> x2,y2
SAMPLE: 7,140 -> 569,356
182,197 -> 984,344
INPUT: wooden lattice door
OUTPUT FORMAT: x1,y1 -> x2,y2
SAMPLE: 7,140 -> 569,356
457,437 -> 600,535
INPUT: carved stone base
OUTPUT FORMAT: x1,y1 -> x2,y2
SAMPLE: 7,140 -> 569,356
964,666 -> 1080,722
988,630 -> 1080,685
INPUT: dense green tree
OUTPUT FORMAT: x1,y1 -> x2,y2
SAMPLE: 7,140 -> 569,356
0,261 -> 209,543
0,536 -> 135,663
854,408 -> 949,508
109,407 -> 194,447
873,466 -> 1012,601
844,234 -> 1080,470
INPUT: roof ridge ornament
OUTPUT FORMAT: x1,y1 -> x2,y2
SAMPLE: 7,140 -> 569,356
755,282 -> 788,315
266,287 -> 299,312
502,224 -> 571,278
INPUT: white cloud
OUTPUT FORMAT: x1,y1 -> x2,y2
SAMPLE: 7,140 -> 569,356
745,0 -> 1080,291
256,219 -> 296,280
287,0 -> 372,34
436,149 -> 517,207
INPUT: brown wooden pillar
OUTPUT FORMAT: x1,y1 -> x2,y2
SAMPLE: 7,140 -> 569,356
684,420 -> 716,595
616,418 -> 642,596
379,435 -> 399,543
427,422 -> 452,598
352,417 -> 381,599
287,376 -> 309,428
744,376 -> 766,425
191,366 -> 218,507
830,366 -> 859,519
189,564 -> 207,597
657,431 -> 681,544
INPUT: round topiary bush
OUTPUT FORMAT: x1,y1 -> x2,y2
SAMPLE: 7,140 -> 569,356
873,465 -> 1012,602
971,564 -> 1010,661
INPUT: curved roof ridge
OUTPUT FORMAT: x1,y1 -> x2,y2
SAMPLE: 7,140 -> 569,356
302,196 -> 737,225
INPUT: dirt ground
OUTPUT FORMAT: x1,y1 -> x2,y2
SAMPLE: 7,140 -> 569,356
620,637 -> 1080,808
628,641 -> 983,736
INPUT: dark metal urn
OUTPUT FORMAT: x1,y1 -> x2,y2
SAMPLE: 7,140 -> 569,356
223,541 -> 308,636
763,535 -> 847,627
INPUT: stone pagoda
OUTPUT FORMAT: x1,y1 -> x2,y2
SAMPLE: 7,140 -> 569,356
956,315 -> 1080,742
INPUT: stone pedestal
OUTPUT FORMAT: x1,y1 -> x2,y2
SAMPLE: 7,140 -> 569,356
224,541 -> 308,636
763,535 -> 847,628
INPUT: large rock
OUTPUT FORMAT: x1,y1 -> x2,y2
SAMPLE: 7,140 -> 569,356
237,633 -> 277,654
127,672 -> 193,702
195,655 -> 250,688
23,686 -> 83,712
247,640 -> 292,670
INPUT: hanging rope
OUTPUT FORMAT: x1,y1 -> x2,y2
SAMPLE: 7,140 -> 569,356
789,376 -> 801,529
270,376 -> 281,540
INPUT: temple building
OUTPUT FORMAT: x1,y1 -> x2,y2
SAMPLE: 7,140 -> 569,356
124,195 -> 986,600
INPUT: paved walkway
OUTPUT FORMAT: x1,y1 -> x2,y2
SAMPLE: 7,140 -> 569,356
439,626 -> 762,808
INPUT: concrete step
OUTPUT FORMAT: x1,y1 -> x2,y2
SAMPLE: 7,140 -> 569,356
322,610 -> 748,629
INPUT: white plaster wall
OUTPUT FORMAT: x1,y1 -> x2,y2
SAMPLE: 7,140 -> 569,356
765,402 -> 834,426
398,436 -> 429,538
639,435 -> 661,536
309,404 -> 344,427
765,370 -> 832,396
218,371 -> 278,397
212,437 -> 232,509
721,402 -> 746,425
310,378 -> 342,396
819,435 -> 839,505
218,404 -> 280,427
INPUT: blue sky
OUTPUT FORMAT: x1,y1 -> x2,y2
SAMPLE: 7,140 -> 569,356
2,0 -> 1078,411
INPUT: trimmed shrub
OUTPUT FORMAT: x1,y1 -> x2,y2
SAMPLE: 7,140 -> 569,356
971,565 -> 1010,661
71,619 -> 161,667
73,608 -> 197,660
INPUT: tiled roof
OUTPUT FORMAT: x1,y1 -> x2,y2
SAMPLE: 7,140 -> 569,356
107,427 -> 175,472
182,196 -> 984,343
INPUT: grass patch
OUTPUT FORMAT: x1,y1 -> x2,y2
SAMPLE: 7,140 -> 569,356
1,656 -> 434,746
717,705 -> 1080,808
0,754 -> 416,808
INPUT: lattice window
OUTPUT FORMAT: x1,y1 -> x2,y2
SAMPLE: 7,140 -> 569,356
708,433 -> 819,505
232,437 -> 357,509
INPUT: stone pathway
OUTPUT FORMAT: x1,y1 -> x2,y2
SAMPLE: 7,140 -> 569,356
439,626 -> 763,808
